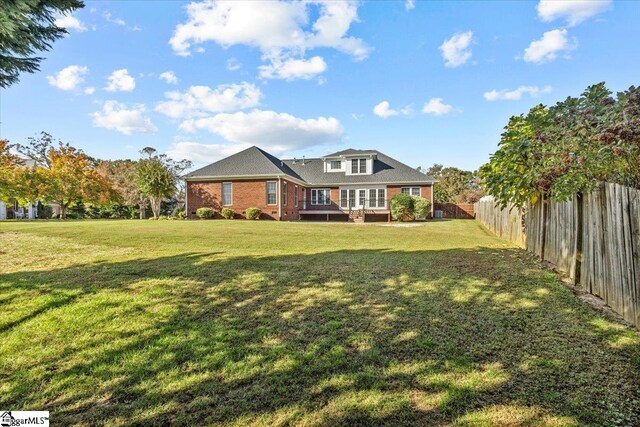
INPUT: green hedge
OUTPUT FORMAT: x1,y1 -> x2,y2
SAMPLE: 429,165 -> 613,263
245,207 -> 262,220
390,194 -> 431,221
196,207 -> 215,219
390,193 -> 414,221
221,208 -> 234,219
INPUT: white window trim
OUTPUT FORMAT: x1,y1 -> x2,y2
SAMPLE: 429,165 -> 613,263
350,158 -> 368,175
282,181 -> 288,206
401,187 -> 421,197
339,187 -> 386,209
266,180 -> 277,206
222,182 -> 233,206
311,188 -> 331,205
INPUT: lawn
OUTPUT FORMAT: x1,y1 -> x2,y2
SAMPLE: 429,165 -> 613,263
0,219 -> 639,426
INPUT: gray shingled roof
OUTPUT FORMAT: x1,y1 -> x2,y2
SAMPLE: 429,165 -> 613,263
283,151 -> 435,185
323,148 -> 378,158
184,146 -> 303,180
185,146 -> 435,185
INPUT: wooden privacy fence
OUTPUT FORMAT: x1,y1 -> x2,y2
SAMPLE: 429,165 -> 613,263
474,183 -> 640,328
433,203 -> 475,219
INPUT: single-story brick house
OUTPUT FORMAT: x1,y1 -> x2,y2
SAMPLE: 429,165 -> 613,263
185,146 -> 436,222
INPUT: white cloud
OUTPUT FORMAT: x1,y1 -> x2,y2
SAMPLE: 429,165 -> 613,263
422,98 -> 454,116
169,1 -> 369,80
439,31 -> 474,68
373,101 -> 398,118
104,11 -> 126,26
258,56 -> 327,80
405,0 -> 415,11
179,110 -> 343,151
159,71 -> 178,84
227,58 -> 241,71
105,69 -> 136,92
167,141 -> 252,164
46,65 -> 88,91
537,0 -> 611,26
103,11 -> 141,31
373,101 -> 412,118
55,14 -> 88,32
91,101 -> 157,135
156,82 -> 262,119
484,85 -> 553,101
523,29 -> 576,64
83,86 -> 95,95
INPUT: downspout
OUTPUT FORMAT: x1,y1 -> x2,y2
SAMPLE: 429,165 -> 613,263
185,178 -> 189,218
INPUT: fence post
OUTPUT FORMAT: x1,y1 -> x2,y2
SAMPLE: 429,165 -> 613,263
575,192 -> 584,285
540,194 -> 548,260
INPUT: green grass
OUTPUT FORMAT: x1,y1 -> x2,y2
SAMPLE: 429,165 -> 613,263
1,219 -> 638,426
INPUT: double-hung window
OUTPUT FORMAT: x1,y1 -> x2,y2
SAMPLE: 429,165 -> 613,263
330,160 -> 342,170
351,158 -> 367,174
222,182 -> 232,206
311,189 -> 330,205
294,186 -> 298,207
401,187 -> 421,196
282,181 -> 288,206
266,181 -> 277,205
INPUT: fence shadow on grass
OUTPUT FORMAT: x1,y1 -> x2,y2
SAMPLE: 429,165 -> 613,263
1,248 -> 639,426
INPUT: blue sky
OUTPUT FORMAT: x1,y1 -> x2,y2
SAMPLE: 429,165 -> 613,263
1,0 -> 639,171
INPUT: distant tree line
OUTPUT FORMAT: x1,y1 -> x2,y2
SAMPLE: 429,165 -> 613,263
0,132 -> 191,219
418,164 -> 484,204
480,83 -> 640,208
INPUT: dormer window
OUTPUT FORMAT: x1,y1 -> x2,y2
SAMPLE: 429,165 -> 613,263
351,158 -> 367,174
330,160 -> 342,170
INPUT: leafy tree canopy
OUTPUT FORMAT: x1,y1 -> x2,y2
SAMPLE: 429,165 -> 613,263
480,83 -> 640,208
0,0 -> 84,87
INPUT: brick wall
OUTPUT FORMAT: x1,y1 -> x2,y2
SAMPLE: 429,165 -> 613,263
186,179 -> 304,220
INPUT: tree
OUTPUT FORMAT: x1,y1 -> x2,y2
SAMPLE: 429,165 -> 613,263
425,163 -> 484,204
14,133 -> 117,218
135,147 -> 191,219
480,83 -> 640,208
95,159 -> 149,219
0,139 -> 21,201
41,145 -> 116,218
0,0 -> 84,87
136,157 -> 175,219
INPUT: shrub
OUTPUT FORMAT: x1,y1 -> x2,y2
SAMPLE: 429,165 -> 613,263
196,207 -> 215,219
245,207 -> 262,220
221,208 -> 234,219
390,193 -> 414,221
177,210 -> 187,220
158,215 -> 168,220
38,204 -> 53,219
412,196 -> 432,219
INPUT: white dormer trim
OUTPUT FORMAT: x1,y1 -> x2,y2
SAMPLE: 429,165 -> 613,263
324,159 -> 346,173
346,157 -> 373,176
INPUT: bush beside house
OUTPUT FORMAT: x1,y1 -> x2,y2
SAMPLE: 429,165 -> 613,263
196,207 -> 214,219
245,207 -> 262,220
221,208 -> 234,219
390,194 -> 432,221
